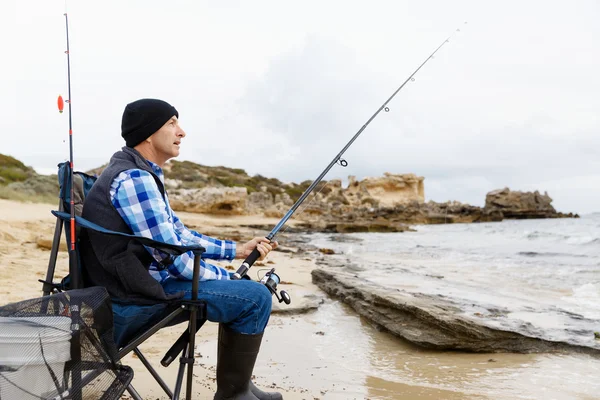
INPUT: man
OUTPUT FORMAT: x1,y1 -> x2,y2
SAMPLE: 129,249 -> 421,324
81,98 -> 282,400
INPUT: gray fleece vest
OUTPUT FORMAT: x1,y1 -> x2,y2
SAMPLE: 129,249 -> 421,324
80,147 -> 184,304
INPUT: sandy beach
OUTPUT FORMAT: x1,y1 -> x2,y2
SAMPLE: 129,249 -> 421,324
1,199 -> 599,400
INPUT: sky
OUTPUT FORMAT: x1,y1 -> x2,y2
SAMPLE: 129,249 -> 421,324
2,0 -> 599,214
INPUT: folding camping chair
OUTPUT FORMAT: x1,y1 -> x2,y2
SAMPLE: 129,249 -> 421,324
39,162 -> 209,400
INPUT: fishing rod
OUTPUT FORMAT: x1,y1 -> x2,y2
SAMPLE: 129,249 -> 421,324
57,12 -> 78,285
233,24 -> 465,280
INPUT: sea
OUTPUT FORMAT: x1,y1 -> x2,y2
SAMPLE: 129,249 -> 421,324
266,213 -> 600,399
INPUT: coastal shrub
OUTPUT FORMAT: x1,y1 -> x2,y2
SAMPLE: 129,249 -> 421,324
285,181 -> 331,202
169,160 -> 206,183
0,167 -> 29,183
0,180 -> 58,204
215,176 -> 246,187
0,154 -> 33,184
285,186 -> 305,201
0,154 -> 27,170
6,174 -> 58,196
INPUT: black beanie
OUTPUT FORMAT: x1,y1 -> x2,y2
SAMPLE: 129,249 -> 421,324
121,99 -> 179,147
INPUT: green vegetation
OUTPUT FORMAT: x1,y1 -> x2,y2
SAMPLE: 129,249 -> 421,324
0,154 -> 34,185
284,181 -> 330,200
0,186 -> 58,204
0,154 -> 58,204
0,154 -> 319,205
166,160 -> 321,202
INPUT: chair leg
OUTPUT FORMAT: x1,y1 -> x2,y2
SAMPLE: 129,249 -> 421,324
185,305 -> 198,400
42,216 -> 63,295
161,319 -> 205,367
170,321 -> 199,400
126,383 -> 144,400
172,356 -> 186,400
133,347 -> 174,398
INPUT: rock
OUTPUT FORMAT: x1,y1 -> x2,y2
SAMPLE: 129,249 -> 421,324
263,207 -> 285,218
169,187 -> 247,215
344,173 -> 425,207
328,235 -> 364,243
36,237 -> 67,252
247,191 -> 273,212
271,293 -> 325,315
484,187 -> 572,219
334,221 -> 410,233
159,166 -> 578,226
263,201 -> 293,219
164,178 -> 182,190
477,209 -> 505,222
274,192 -> 293,206
312,269 -> 600,355
424,201 -> 504,223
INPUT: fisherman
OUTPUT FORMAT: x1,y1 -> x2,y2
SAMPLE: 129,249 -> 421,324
80,98 -> 282,400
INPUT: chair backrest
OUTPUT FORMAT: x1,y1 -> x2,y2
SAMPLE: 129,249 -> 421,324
57,161 -> 97,218
48,162 -> 202,300
45,162 -> 98,292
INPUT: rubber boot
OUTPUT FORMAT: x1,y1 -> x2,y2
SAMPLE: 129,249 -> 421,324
213,324 -> 263,400
249,380 -> 283,400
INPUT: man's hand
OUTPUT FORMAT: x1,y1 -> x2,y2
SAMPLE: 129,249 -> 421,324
235,237 -> 279,261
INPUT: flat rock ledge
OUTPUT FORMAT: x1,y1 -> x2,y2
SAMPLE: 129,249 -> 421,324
312,269 -> 600,356
271,293 -> 325,315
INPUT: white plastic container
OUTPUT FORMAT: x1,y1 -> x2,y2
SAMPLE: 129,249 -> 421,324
0,316 -> 72,400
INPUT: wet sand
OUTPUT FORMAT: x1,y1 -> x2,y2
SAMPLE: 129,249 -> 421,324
1,199 -> 598,399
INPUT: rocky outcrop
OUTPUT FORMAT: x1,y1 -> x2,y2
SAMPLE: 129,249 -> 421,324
157,181 -> 578,225
312,269 -> 600,355
484,188 -> 578,219
135,161 -> 579,224
169,187 -> 247,215
294,187 -> 575,230
423,200 -> 504,223
294,200 -> 503,232
345,173 -> 424,206
247,190 -> 274,213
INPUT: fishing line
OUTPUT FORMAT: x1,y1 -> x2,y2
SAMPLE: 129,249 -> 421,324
233,23 -> 466,279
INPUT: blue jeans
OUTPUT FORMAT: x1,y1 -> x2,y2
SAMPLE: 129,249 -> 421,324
162,278 -> 272,334
112,278 -> 272,347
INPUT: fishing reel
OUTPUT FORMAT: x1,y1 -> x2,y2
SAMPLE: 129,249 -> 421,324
260,268 -> 291,305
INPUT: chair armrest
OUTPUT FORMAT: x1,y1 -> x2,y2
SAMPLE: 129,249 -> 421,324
51,211 -> 205,257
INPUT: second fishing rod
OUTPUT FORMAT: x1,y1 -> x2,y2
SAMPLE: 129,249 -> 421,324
233,25 -> 465,280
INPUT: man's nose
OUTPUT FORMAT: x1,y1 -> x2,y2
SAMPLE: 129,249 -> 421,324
178,128 -> 186,138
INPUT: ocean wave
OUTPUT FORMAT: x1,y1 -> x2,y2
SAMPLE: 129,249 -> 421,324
524,231 -> 600,246
524,231 -> 570,241
517,251 -> 589,258
582,238 -> 600,245
561,283 -> 600,319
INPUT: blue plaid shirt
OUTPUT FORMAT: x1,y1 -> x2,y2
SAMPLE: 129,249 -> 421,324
109,161 -> 234,283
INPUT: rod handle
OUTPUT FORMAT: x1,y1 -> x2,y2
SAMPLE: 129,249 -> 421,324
232,248 -> 261,280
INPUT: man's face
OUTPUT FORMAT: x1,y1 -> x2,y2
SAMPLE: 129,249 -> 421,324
148,116 -> 186,161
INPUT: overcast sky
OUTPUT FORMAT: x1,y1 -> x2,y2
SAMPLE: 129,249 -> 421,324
2,1 -> 599,213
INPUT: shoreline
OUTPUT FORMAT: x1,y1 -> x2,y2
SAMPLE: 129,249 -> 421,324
1,199 -> 599,399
